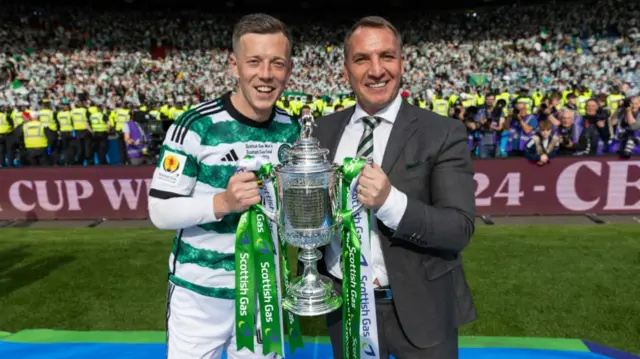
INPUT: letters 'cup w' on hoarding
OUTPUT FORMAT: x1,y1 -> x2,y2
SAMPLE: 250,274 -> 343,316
0,166 -> 155,220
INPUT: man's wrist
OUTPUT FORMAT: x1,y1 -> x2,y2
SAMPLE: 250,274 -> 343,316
213,192 -> 230,219
374,186 -> 407,230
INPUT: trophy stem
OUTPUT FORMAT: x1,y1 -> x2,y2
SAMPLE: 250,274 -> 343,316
282,247 -> 342,316
299,247 -> 322,284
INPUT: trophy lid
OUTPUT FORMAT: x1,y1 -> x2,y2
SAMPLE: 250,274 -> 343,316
279,115 -> 332,173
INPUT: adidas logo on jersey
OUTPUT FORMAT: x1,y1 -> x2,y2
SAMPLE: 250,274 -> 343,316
220,149 -> 240,162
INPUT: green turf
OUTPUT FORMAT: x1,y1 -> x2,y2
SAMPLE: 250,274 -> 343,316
0,329 -> 589,351
0,226 -> 639,354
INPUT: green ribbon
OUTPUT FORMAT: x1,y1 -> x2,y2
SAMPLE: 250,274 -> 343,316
340,157 -> 367,359
235,161 -> 303,357
235,212 -> 256,352
252,206 -> 282,356
234,163 -> 282,356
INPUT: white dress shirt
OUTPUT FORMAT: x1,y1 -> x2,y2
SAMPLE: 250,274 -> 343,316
325,94 -> 408,287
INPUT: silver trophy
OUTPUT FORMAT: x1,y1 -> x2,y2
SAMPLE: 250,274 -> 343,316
260,115 -> 362,316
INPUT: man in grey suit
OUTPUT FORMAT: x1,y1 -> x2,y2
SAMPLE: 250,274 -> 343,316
312,16 -> 477,359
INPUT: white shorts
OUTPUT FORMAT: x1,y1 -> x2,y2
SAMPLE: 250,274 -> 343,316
166,282 -> 280,359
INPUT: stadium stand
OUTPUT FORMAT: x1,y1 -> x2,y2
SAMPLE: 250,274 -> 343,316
0,0 -> 638,167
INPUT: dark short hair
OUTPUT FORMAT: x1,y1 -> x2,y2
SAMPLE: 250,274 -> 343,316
539,120 -> 553,131
343,16 -> 403,60
232,13 -> 292,57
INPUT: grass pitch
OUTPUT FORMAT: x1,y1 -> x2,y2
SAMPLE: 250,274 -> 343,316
0,225 -> 639,354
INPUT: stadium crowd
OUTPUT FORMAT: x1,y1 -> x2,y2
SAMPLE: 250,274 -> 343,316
0,0 -> 639,167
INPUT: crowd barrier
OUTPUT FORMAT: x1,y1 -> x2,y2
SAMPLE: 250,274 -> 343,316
0,156 -> 639,221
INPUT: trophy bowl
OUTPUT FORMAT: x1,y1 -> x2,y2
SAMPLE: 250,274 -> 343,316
261,116 -> 343,317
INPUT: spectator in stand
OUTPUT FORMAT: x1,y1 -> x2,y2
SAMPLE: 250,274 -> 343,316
525,120 -> 560,166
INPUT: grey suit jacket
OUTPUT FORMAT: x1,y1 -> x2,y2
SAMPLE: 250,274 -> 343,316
314,100 -> 478,348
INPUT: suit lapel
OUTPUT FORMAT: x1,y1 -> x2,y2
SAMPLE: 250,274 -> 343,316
381,101 -> 419,174
328,106 -> 355,162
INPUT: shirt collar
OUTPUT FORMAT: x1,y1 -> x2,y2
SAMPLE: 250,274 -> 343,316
351,93 -> 402,125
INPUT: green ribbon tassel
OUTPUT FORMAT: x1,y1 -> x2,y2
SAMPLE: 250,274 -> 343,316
252,208 -> 283,356
235,212 -> 255,353
340,157 -> 366,359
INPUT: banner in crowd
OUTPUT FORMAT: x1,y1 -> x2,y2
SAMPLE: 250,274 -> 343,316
1,157 -> 639,221
468,73 -> 489,87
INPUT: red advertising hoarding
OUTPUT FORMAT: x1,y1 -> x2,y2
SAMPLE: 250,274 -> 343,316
1,156 -> 639,221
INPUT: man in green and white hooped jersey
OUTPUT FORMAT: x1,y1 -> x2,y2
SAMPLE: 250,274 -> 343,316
148,13 -> 298,359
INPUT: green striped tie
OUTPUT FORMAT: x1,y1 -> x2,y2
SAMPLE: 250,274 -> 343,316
356,116 -> 382,158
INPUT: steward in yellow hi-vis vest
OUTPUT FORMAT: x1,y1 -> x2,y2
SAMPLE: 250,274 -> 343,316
607,87 -> 625,113
57,101 -> 75,166
431,98 -> 449,117
39,99 -> 61,165
19,113 -> 54,166
71,101 -> 93,166
0,101 -> 15,167
9,102 -> 30,165
115,102 -> 136,165
0,100 -> 17,168
90,105 -> 111,165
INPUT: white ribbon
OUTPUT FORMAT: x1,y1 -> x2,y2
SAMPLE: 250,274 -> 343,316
348,172 -> 380,359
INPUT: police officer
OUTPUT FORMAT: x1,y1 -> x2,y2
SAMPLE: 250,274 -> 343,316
71,100 -> 92,165
430,90 -> 449,117
18,112 -> 54,166
57,101 -> 74,166
0,101 -> 14,168
148,102 -> 161,121
38,99 -> 58,165
89,103 -> 111,165
280,98 -> 294,115
516,88 -> 533,115
113,101 -> 132,165
10,101 -> 29,164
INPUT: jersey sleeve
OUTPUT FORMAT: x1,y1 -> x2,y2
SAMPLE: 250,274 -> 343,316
148,121 -> 221,230
149,123 -> 199,198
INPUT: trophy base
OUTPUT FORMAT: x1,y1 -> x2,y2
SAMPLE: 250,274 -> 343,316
282,273 -> 342,317
282,248 -> 342,316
